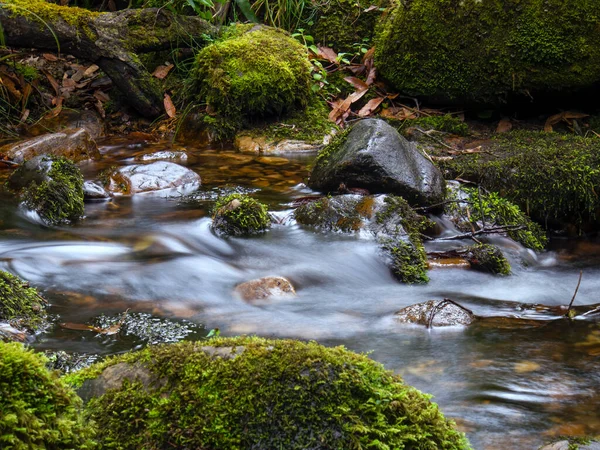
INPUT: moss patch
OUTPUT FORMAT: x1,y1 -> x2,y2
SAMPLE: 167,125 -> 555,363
313,126 -> 350,167
465,243 -> 511,275
212,193 -> 270,236
375,0 -> 600,103
13,156 -> 85,225
392,114 -> 470,138
439,131 -> 600,231
71,337 -> 470,449
0,271 -> 47,332
189,27 -> 312,141
0,342 -> 95,449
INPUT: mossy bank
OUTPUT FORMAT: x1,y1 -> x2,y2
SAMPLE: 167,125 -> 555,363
0,271 -> 47,334
67,336 -> 470,449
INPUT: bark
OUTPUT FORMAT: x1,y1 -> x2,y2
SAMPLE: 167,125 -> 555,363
0,5 -> 218,117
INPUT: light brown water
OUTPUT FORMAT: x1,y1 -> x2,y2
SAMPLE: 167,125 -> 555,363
1,136 -> 599,449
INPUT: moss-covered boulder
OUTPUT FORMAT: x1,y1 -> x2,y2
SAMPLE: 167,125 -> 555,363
211,193 -> 271,236
68,337 -> 470,449
0,271 -> 47,336
439,132 -> 600,231
463,243 -> 511,275
190,26 -> 312,140
295,194 -> 431,283
375,0 -> 600,103
8,155 -> 84,225
444,182 -> 547,250
0,342 -> 95,449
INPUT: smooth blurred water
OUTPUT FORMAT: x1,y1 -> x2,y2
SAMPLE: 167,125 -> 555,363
1,137 -> 599,449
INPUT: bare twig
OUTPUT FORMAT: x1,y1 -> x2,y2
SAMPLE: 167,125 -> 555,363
435,224 -> 527,242
564,271 -> 583,318
413,127 -> 455,150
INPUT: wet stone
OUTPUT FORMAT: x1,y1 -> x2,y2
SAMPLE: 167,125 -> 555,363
136,151 -> 188,162
44,350 -> 98,374
83,181 -> 111,200
235,134 -> 323,155
235,276 -> 296,302
105,161 -> 201,196
395,300 -> 475,327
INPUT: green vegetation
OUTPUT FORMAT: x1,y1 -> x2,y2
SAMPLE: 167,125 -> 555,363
375,0 -> 600,103
0,342 -> 95,449
212,193 -> 271,236
391,114 -> 469,138
313,126 -> 350,166
0,271 -> 47,332
465,243 -> 511,275
440,131 -> 600,231
446,185 -> 547,250
69,337 -> 470,449
294,195 -> 375,232
376,196 -> 431,284
13,156 -> 85,225
189,26 -> 312,141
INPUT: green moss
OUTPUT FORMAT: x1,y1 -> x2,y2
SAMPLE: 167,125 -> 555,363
246,99 -> 337,143
440,131 -> 600,230
212,193 -> 271,236
73,337 -> 470,449
0,271 -> 46,332
294,195 -> 373,232
375,0 -> 600,103
376,196 -> 430,284
313,126 -> 350,166
465,243 -> 510,275
18,156 -> 85,225
12,63 -> 39,82
3,0 -> 100,39
189,27 -> 312,141
446,185 -> 547,251
0,342 -> 95,449
393,114 -> 469,137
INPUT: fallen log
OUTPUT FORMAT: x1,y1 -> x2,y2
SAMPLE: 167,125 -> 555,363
0,0 -> 218,117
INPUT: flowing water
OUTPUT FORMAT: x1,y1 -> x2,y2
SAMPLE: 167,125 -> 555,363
1,137 -> 599,449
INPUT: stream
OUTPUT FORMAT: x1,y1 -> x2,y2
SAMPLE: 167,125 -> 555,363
1,136 -> 599,449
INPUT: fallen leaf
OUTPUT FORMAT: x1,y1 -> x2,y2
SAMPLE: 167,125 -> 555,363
365,67 -> 377,86
45,96 -> 63,119
346,64 -> 366,76
328,89 -> 368,124
152,64 -> 174,79
514,360 -> 541,373
93,90 -> 110,103
43,71 -> 60,96
19,109 -> 30,123
496,118 -> 512,133
544,111 -> 589,132
164,93 -> 176,118
363,4 -> 378,12
344,76 -> 369,91
317,46 -> 338,64
42,53 -> 58,61
83,64 -> 99,77
357,97 -> 384,117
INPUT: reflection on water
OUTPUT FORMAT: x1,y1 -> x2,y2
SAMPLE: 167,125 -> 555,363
0,137 -> 599,449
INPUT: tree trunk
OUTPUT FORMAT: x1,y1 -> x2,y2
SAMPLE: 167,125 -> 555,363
0,1 -> 218,117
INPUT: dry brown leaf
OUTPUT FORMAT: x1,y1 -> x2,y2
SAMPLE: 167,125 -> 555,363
362,47 -> 375,64
42,53 -> 58,62
44,71 -> 60,96
328,89 -> 368,124
152,64 -> 175,79
347,64 -> 366,76
344,76 -> 369,91
544,111 -> 589,132
357,97 -> 384,117
0,74 -> 22,100
46,96 -> 63,119
19,109 -> 30,123
496,118 -> 512,133
365,67 -> 377,86
93,90 -> 110,103
83,64 -> 99,77
164,93 -> 176,118
317,46 -> 338,64
71,68 -> 85,83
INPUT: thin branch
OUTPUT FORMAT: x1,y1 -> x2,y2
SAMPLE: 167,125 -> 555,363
427,298 -> 474,329
434,224 -> 527,242
564,271 -> 583,318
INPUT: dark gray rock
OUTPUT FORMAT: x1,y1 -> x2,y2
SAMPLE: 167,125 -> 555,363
83,181 -> 111,200
309,119 -> 444,206
395,300 -> 475,327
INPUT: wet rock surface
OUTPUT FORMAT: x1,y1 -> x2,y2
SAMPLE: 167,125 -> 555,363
309,119 -> 444,206
235,276 -> 296,302
104,161 -> 201,196
135,150 -> 188,162
395,300 -> 475,327
83,180 -> 111,200
235,134 -> 323,155
0,128 -> 100,163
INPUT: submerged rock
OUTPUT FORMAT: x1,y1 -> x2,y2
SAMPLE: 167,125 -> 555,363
104,161 -> 201,196
309,119 -> 445,206
0,342 -> 94,448
464,243 -> 511,275
44,350 -> 98,374
66,337 -> 469,449
235,276 -> 296,302
135,150 -> 188,162
395,300 -> 475,327
235,134 -> 323,155
27,110 -> 105,139
212,193 -> 271,236
8,155 -> 85,225
0,128 -> 100,163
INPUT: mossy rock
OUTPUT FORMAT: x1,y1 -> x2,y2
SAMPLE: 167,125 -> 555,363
444,183 -> 547,250
68,337 -> 470,449
211,193 -> 271,236
0,271 -> 47,334
8,155 -> 84,225
464,244 -> 511,275
0,342 -> 95,449
189,26 -> 312,141
374,0 -> 600,103
439,132 -> 600,231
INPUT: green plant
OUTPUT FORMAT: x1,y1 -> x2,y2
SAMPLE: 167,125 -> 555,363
0,271 -> 47,332
211,193 -> 271,236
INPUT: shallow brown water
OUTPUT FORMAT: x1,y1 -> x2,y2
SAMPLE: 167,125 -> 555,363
1,137 -> 599,449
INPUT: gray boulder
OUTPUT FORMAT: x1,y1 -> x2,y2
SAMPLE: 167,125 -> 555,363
309,119 -> 444,206
104,162 -> 200,196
